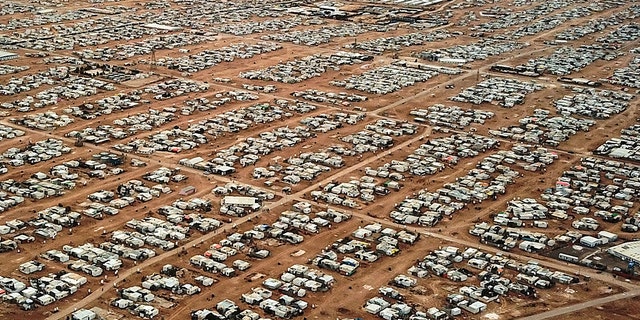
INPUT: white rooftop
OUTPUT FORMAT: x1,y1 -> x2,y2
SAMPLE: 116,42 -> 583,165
143,23 -> 181,31
0,50 -> 18,59
608,241 -> 640,264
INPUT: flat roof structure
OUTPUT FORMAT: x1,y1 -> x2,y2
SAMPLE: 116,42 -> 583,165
608,241 -> 640,265
143,23 -> 182,31
0,50 -> 18,61
222,196 -> 257,207
609,147 -> 634,159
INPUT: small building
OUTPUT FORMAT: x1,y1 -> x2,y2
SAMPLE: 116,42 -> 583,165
71,309 -> 96,320
598,231 -> 618,242
179,186 -> 196,196
35,8 -> 56,14
439,58 -> 468,65
212,165 -> 235,175
180,157 -> 204,167
364,303 -> 383,314
222,196 -> 257,207
608,241 -> 640,265
143,23 -> 182,31
0,50 -> 18,61
558,253 -> 579,263
580,236 -> 602,248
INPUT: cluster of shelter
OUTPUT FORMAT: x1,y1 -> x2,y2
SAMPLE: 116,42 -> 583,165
10,20 -> 169,52
181,99 -> 300,139
489,108 -> 596,147
239,51 -> 373,83
0,270 -> 89,311
449,77 -> 543,107
315,223 -> 419,276
392,144 -> 557,227
211,111 -> 358,171
73,33 -> 215,61
365,246 -> 579,319
189,229 -> 262,276
221,223 -> 416,319
111,283 -> 161,319
210,17 -> 321,36
0,66 -> 67,96
11,111 -> 74,131
471,0 -> 579,33
318,131 -> 498,209
607,49 -> 640,88
204,5 -> 288,25
417,39 -> 529,65
552,86 -> 633,119
3,205 -> 77,244
253,113 -> 366,185
410,104 -> 494,130
1,158 -> 125,217
471,156 -> 639,253
596,23 -> 640,46
1,67 -> 115,112
147,42 -> 282,73
0,2 -> 35,15
261,22 -> 391,46
242,84 -> 277,93
1,138 -> 71,168
214,182 -> 275,217
330,63 -> 440,94
0,9 -> 94,31
71,109 -> 176,144
75,169 -> 175,220
511,46 -> 614,76
145,79 -> 209,101
25,194 -> 214,302
498,5 -> 606,41
0,123 -> 25,141
344,30 -> 454,55
594,123 -> 640,162
99,197 -> 215,259
112,126 -> 206,155
0,64 -> 29,75
290,89 -> 367,107
63,90 -> 147,120
555,5 -> 640,41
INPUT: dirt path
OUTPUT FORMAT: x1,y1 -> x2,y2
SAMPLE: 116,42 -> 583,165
517,290 -> 640,320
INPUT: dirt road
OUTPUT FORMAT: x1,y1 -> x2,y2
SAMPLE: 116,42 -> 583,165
517,290 -> 640,320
